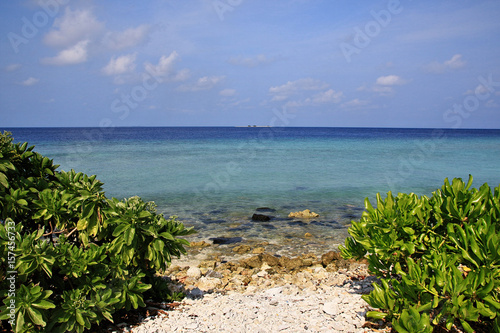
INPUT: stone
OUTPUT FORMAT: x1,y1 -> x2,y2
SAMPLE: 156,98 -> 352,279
232,245 -> 252,254
279,257 -> 304,271
199,260 -> 217,269
288,209 -> 319,218
209,237 -> 243,244
239,253 -> 280,269
304,232 -> 313,237
239,256 -> 262,269
186,287 -> 204,299
251,213 -> 272,221
256,270 -> 267,277
321,251 -> 342,267
252,247 -> 265,254
190,240 -> 211,247
205,269 -> 223,279
186,267 -> 202,279
260,263 -> 272,271
323,301 -> 340,315
255,207 -> 277,212
195,277 -> 222,291
260,253 -> 280,267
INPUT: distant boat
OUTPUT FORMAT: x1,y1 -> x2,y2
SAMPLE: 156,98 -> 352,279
234,125 -> 271,128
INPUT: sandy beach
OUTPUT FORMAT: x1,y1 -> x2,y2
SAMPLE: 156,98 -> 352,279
120,243 -> 392,333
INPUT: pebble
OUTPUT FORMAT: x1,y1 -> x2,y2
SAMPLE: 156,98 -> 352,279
130,274 -> 385,332
124,248 -> 390,333
186,266 -> 202,279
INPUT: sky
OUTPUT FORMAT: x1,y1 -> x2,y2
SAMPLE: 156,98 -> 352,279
1,0 -> 500,128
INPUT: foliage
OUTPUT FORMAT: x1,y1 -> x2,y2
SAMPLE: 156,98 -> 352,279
0,131 -> 195,332
341,175 -> 500,332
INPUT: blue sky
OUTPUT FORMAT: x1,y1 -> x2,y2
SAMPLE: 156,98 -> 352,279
1,0 -> 500,128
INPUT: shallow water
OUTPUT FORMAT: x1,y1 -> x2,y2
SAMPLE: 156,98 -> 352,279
6,127 -> 500,249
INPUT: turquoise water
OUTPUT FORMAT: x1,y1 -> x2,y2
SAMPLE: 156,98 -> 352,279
6,127 -> 500,248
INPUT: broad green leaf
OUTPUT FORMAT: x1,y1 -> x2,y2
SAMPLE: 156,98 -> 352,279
77,219 -> 89,230
26,307 -> 45,326
112,223 -> 130,237
32,300 -> 56,310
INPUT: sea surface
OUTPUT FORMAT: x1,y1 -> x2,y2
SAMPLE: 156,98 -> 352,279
5,127 -> 500,254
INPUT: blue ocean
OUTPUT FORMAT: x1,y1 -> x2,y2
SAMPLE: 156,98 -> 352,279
5,127 -> 500,252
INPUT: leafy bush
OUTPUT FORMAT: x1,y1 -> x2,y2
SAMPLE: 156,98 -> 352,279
341,175 -> 500,332
0,131 -> 195,332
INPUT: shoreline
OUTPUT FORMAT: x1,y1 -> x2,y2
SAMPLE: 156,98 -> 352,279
123,246 -> 392,333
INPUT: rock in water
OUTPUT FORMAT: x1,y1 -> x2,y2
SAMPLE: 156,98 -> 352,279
232,245 -> 252,254
255,207 -> 276,212
288,209 -> 319,218
210,237 -> 243,244
252,213 -> 272,221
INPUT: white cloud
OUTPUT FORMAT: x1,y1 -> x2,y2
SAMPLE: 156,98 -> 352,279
485,99 -> 499,108
20,77 -> 39,86
465,84 -> 489,96
219,88 -> 237,97
269,78 -> 343,107
310,89 -> 343,104
228,54 -> 278,67
285,89 -> 343,108
375,75 -> 407,86
102,25 -> 150,50
43,8 -> 104,48
102,53 -> 137,76
219,98 -> 251,109
144,52 -> 190,82
367,75 -> 409,95
269,78 -> 329,101
5,64 -> 21,72
341,98 -> 370,108
41,40 -> 89,66
372,86 -> 394,94
424,54 -> 466,74
177,76 -> 225,92
444,54 -> 466,69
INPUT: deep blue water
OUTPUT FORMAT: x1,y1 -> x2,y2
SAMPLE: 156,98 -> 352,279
4,127 -> 500,246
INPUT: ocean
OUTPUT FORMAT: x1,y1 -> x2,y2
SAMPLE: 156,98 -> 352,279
5,127 -> 500,253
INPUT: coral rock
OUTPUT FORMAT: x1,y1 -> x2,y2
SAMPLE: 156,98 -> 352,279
288,209 -> 319,218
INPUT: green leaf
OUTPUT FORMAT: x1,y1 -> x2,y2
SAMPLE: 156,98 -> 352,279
77,219 -> 89,230
112,223 -> 130,237
366,311 -> 387,320
0,172 -> 9,188
160,231 -> 174,241
26,307 -> 45,326
460,319 -> 474,333
32,300 -> 56,310
75,311 -> 85,326
124,227 -> 136,246
403,227 -> 415,235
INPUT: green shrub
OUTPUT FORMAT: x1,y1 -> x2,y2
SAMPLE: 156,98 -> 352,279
341,175 -> 500,332
0,131 -> 195,332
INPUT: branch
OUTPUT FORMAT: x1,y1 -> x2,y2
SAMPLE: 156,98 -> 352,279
42,230 -> 65,237
66,227 -> 78,238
